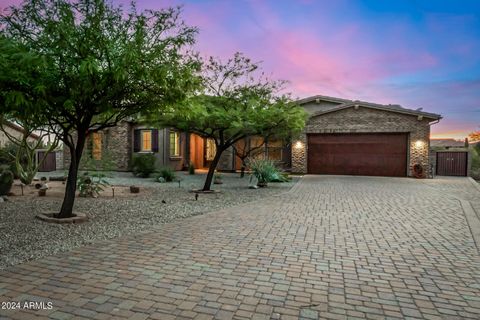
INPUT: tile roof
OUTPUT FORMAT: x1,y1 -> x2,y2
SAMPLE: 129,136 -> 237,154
297,94 -> 442,120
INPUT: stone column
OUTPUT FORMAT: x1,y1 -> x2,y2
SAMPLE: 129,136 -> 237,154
291,133 -> 307,173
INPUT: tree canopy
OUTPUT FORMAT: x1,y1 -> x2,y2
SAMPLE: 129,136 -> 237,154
0,0 -> 199,217
152,53 -> 307,191
468,131 -> 480,143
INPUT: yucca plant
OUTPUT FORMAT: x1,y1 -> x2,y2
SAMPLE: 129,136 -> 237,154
247,158 -> 286,187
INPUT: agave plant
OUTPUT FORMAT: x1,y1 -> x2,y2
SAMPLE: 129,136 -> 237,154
247,158 -> 287,187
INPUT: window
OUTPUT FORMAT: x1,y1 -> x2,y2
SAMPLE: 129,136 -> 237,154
92,132 -> 102,160
266,140 -> 283,161
169,131 -> 180,156
141,130 -> 152,151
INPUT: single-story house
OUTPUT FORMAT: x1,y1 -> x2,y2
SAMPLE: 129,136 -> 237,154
64,122 -> 289,172
65,94 -> 441,177
430,139 -> 467,149
291,95 -> 441,177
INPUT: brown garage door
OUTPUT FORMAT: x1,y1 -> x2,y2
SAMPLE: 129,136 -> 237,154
307,133 -> 408,177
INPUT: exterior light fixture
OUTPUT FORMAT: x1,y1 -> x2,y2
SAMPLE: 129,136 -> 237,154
294,141 -> 303,149
415,140 -> 424,148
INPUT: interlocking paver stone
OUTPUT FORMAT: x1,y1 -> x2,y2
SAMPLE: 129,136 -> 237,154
1,176 -> 480,319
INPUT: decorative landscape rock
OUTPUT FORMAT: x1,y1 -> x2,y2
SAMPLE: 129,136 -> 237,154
0,172 -> 296,270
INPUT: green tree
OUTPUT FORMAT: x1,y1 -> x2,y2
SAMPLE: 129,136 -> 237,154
468,131 -> 480,143
0,0 -> 199,218
152,53 -> 307,191
232,136 -> 267,178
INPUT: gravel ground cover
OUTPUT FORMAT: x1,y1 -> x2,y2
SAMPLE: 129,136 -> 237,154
0,171 -> 298,270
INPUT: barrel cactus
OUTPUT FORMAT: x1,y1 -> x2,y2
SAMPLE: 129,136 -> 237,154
0,166 -> 14,196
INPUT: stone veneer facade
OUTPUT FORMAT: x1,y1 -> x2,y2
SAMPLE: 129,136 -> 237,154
64,121 -> 133,171
292,106 -> 433,177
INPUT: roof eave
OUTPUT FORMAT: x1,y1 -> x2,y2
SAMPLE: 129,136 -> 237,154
309,103 -> 442,120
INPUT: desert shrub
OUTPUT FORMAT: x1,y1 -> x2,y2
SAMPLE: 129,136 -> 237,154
214,171 -> 223,184
0,165 -> 14,196
77,172 -> 110,198
131,154 -> 157,178
155,167 -> 176,182
80,148 -> 116,172
248,158 -> 286,186
188,163 -> 195,175
470,147 -> 480,170
471,168 -> 480,181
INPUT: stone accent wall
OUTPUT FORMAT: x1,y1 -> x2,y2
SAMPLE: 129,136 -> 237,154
64,121 -> 132,171
291,134 -> 307,173
104,121 -> 132,171
291,107 -> 433,176
217,147 -> 235,172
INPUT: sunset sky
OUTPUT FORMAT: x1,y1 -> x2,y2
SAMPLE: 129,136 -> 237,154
2,0 -> 479,139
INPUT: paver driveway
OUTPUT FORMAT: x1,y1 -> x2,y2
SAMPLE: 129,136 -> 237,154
1,176 -> 480,320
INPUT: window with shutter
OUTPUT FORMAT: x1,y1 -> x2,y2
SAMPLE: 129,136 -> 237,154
169,131 -> 180,156
141,130 -> 152,151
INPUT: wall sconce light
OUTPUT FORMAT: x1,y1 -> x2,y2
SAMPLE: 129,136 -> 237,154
294,141 -> 303,149
415,140 -> 424,148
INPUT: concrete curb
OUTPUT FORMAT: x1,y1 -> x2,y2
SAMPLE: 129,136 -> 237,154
460,200 -> 480,253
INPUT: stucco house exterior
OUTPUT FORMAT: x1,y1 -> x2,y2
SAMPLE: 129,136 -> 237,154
0,120 -> 40,147
291,95 -> 442,177
65,121 -> 289,172
65,94 -> 441,177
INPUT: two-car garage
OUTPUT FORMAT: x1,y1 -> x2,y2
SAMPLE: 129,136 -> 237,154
307,133 -> 408,177
291,95 -> 442,177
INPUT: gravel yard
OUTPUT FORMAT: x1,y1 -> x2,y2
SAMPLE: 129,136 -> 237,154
0,172 -> 298,270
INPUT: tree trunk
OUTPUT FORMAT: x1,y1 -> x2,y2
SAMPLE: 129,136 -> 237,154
202,147 -> 225,191
183,132 -> 191,170
57,133 -> 87,218
240,164 -> 246,178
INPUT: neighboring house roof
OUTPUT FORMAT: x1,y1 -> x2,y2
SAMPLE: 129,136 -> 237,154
298,95 -> 442,120
1,120 -> 40,140
430,139 -> 466,148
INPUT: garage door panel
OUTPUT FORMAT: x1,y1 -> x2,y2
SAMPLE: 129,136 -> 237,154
307,133 -> 407,177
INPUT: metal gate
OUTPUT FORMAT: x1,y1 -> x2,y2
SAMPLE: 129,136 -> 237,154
37,151 -> 57,172
436,151 -> 468,176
